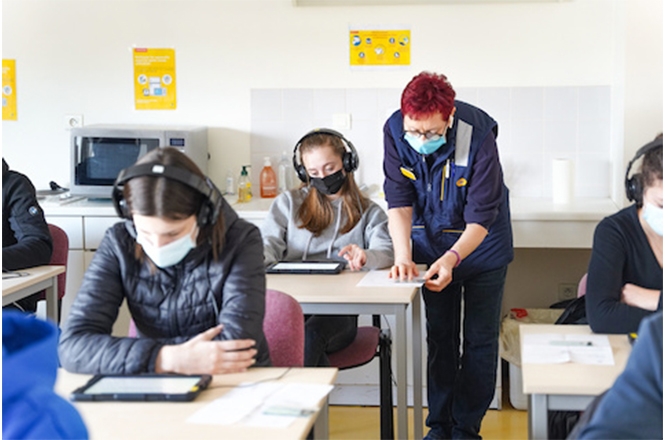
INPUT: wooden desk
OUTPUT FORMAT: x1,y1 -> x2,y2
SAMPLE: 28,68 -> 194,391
267,270 -> 423,440
2,265 -> 64,322
520,324 -> 631,439
56,368 -> 337,440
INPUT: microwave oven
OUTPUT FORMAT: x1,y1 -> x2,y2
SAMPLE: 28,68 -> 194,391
70,124 -> 208,199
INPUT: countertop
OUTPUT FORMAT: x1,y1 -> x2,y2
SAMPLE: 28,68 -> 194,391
41,194 -> 620,222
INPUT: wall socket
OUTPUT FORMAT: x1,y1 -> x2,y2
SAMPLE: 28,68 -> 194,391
64,114 -> 83,129
558,283 -> 578,301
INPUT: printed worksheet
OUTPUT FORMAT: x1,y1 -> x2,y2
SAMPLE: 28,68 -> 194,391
356,269 -> 425,288
522,333 -> 614,365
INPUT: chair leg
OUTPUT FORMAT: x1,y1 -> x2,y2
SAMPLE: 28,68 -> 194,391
379,329 -> 394,440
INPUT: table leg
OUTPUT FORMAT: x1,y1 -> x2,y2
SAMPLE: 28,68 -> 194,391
396,306 -> 408,440
313,397 -> 330,439
528,394 -> 548,439
45,277 -> 59,323
412,292 -> 423,440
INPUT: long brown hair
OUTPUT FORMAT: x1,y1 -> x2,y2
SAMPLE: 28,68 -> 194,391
296,133 -> 369,236
124,147 -> 225,260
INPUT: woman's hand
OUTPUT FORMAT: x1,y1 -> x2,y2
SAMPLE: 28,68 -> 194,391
389,257 -> 420,281
156,325 -> 257,375
422,252 -> 457,292
621,283 -> 661,311
338,244 -> 367,271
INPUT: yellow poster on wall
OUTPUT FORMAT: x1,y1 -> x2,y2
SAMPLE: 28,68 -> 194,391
349,27 -> 410,68
133,48 -> 176,110
3,59 -> 18,120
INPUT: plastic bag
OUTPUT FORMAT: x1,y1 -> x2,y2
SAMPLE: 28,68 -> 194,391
500,308 -> 564,366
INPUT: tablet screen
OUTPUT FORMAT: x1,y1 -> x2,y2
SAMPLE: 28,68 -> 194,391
270,262 -> 341,271
82,376 -> 202,395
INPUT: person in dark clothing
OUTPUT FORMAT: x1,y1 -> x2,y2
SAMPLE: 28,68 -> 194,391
59,147 -> 270,375
3,311 -> 88,439
2,159 -> 53,313
383,72 -> 513,439
586,136 -> 663,334
572,311 -> 663,439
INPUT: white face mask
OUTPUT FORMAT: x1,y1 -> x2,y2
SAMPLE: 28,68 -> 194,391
136,223 -> 198,268
643,202 -> 663,236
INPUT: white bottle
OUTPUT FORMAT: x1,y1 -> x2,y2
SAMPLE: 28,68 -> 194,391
225,170 -> 235,195
278,151 -> 293,193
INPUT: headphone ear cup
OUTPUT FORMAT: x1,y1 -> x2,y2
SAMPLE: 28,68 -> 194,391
625,175 -> 642,202
343,151 -> 359,173
295,163 -> 308,183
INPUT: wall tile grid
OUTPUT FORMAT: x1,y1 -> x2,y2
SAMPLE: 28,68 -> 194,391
250,86 -> 612,198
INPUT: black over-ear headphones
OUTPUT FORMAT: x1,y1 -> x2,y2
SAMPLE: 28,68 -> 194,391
292,128 -> 359,183
624,137 -> 663,203
112,163 -> 223,227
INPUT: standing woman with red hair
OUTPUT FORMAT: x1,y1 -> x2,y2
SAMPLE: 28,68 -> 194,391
383,72 -> 513,439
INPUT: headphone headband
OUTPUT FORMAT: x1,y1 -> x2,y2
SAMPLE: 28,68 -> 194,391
112,162 -> 223,226
624,137 -> 663,203
292,128 -> 359,183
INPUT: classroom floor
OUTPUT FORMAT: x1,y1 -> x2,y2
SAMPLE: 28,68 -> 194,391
329,371 -> 528,440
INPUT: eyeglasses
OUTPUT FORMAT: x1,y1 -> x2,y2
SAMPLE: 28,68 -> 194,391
404,129 -> 444,141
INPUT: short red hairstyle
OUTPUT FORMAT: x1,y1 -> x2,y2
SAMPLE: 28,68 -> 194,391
400,72 -> 456,120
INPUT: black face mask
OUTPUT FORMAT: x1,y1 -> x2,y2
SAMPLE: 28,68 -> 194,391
310,169 -> 346,195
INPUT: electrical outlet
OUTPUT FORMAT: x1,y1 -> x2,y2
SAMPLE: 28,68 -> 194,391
64,114 -> 83,129
332,113 -> 351,130
558,283 -> 578,301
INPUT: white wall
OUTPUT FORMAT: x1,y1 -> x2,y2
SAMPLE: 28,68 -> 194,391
3,0 -> 662,192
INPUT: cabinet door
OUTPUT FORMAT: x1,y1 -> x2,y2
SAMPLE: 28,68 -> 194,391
57,250 -> 85,328
45,216 -> 84,249
84,217 -> 122,250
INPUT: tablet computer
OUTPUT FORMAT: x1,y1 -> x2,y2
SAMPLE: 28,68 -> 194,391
266,261 -> 345,275
70,374 -> 212,402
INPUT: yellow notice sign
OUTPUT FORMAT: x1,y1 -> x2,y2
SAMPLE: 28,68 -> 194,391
349,28 -> 410,68
133,48 -> 176,110
3,59 -> 18,120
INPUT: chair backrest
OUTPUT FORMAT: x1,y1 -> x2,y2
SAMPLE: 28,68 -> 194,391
263,289 -> 304,367
47,224 -> 69,299
577,273 -> 588,298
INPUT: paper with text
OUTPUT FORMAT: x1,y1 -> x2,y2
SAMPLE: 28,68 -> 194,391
522,333 -> 614,365
357,269 -> 425,287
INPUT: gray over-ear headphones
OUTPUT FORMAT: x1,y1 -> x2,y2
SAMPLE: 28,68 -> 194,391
624,138 -> 663,203
112,163 -> 223,227
292,128 -> 359,183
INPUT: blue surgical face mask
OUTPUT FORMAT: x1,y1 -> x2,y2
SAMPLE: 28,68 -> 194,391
136,223 -> 198,268
405,133 -> 447,155
643,202 -> 663,236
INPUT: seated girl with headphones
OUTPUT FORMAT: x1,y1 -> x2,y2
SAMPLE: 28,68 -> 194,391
586,134 -> 663,334
59,147 -> 270,374
261,129 -> 394,367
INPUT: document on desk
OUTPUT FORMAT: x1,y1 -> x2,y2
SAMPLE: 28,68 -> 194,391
187,382 -> 333,428
522,333 -> 614,365
356,269 -> 425,287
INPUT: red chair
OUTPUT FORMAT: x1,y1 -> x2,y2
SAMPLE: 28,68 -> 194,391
328,315 -> 394,439
264,289 -> 304,367
44,224 -> 69,323
128,289 -> 305,368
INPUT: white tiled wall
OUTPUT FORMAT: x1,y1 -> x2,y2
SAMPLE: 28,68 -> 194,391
250,86 -> 612,198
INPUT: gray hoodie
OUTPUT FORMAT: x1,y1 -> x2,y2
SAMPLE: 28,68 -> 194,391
262,187 -> 394,270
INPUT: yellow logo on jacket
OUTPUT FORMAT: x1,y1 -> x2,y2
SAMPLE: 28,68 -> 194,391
456,178 -> 467,187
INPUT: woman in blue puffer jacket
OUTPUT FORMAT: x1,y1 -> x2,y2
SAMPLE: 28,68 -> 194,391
59,147 -> 270,375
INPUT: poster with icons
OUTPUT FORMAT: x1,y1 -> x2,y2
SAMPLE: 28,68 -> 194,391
2,59 -> 18,120
349,26 -> 410,69
133,48 -> 176,110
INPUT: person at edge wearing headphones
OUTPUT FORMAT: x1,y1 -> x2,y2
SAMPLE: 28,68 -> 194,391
585,134 -> 663,334
261,129 -> 394,367
59,147 -> 270,374
383,72 -> 513,439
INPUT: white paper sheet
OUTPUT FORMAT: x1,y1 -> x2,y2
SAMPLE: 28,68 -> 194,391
187,382 -> 334,428
522,333 -> 614,365
356,269 -> 425,287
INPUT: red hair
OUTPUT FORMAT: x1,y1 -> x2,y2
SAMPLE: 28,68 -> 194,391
400,72 -> 456,120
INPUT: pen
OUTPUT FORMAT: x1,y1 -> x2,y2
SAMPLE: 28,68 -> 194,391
549,340 -> 593,347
